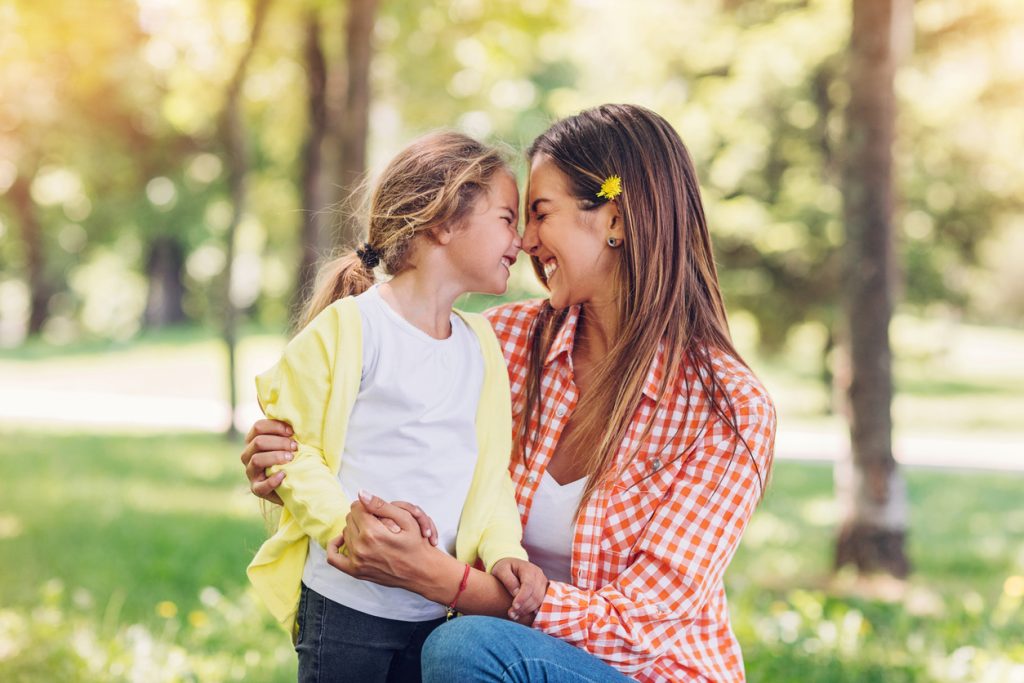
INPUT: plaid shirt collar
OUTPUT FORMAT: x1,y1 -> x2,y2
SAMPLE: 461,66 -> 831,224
544,304 -> 665,402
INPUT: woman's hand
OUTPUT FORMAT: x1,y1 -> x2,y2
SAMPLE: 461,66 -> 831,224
326,491 -> 444,589
240,419 -> 296,505
492,558 -> 548,623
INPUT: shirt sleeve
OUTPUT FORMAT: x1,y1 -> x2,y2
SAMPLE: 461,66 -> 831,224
478,474 -> 530,571
531,395 -> 777,674
256,307 -> 352,550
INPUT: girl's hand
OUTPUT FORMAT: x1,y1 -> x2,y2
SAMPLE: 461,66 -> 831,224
390,501 -> 439,546
491,558 -> 548,623
326,491 -> 441,589
240,419 -> 296,505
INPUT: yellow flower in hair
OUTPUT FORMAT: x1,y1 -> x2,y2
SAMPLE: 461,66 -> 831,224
597,175 -> 622,200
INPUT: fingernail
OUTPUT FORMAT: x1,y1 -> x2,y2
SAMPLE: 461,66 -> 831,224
509,611 -> 518,619
358,489 -> 370,502
285,453 -> 293,461
290,441 -> 297,450
425,529 -> 431,537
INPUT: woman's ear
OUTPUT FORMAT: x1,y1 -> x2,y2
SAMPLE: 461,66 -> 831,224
605,201 -> 624,242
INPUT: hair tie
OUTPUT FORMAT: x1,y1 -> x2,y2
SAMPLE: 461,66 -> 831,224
356,242 -> 381,269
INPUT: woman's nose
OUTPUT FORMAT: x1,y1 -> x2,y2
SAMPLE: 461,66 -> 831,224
521,218 -> 540,255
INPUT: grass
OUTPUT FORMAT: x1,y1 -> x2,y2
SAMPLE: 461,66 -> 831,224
0,309 -> 1021,679
1,430 -> 1022,681
0,430 -> 295,683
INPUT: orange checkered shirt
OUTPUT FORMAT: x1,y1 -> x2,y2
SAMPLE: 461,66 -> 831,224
485,300 -> 776,683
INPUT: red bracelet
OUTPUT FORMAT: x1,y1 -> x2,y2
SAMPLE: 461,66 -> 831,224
445,563 -> 471,620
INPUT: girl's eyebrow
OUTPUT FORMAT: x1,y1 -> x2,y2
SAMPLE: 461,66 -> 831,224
530,198 -> 550,213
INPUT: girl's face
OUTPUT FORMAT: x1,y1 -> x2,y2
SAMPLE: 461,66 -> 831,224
523,155 -> 620,310
446,171 -> 522,295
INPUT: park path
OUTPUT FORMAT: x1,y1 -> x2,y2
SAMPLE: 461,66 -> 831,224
2,385 -> 1020,473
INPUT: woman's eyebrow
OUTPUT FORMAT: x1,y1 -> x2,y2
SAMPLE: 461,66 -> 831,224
530,198 -> 550,213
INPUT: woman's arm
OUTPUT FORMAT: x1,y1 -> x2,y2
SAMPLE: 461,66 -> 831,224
326,493 -> 519,618
241,419 -> 296,505
240,421 -> 437,541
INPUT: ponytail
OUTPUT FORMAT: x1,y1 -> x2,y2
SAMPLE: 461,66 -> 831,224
295,251 -> 375,331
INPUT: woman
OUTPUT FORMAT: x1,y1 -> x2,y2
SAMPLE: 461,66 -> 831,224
242,104 -> 776,682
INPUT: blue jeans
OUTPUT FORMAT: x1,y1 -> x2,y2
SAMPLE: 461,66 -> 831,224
296,583 -> 445,683
421,616 -> 635,682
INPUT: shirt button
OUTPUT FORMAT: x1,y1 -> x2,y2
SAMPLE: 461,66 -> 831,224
650,457 -> 662,472
555,405 -> 567,418
527,474 -> 537,484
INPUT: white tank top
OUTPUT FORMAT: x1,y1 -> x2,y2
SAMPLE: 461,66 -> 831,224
521,471 -> 587,584
302,285 -> 483,621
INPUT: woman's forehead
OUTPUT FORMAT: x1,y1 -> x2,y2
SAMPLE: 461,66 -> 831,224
527,156 -> 570,200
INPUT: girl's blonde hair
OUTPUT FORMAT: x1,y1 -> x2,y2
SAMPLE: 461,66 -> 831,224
298,131 -> 510,329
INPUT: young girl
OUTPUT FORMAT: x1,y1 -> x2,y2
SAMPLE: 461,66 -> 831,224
247,132 -> 547,682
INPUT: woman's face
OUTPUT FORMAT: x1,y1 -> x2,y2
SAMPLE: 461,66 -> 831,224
523,154 -> 620,310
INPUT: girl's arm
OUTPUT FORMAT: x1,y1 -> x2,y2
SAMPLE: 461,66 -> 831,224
253,307 -> 353,549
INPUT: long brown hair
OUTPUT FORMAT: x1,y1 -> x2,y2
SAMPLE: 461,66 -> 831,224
522,104 -> 769,509
296,131 -> 510,330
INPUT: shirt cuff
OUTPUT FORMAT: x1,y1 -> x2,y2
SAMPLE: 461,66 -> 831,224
532,579 -> 588,640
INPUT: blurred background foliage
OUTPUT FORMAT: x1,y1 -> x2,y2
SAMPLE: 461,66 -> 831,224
1,0 -> 1023,681
2,0 -> 1023,348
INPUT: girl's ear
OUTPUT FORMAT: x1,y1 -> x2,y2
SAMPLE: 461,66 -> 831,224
429,223 -> 454,245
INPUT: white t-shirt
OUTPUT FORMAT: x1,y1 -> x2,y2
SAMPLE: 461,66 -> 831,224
302,285 -> 483,621
521,471 -> 586,584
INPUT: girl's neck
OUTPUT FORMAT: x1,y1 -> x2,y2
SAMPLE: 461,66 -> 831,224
379,268 -> 464,340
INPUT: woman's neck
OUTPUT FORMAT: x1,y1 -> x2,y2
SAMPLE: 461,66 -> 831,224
379,268 -> 464,340
575,299 -> 619,364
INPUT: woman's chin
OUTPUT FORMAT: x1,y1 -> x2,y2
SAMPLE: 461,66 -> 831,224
546,291 -> 570,310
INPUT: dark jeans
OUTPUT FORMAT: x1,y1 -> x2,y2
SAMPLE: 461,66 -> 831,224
296,583 -> 446,683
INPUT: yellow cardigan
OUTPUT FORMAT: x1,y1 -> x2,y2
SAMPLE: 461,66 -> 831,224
247,296 -> 528,636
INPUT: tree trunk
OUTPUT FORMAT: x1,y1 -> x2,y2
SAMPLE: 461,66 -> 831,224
219,0 -> 272,438
293,10 -> 331,321
835,0 -> 910,577
143,235 -> 186,328
8,173 -> 51,336
334,0 -> 379,248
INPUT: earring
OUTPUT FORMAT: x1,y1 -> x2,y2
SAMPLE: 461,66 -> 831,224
607,236 -> 620,248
